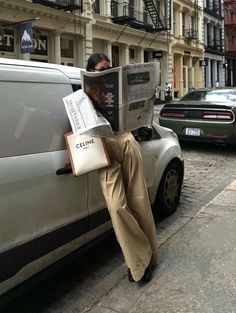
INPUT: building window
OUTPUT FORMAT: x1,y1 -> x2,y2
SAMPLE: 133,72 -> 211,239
173,10 -> 176,36
93,0 -> 100,14
61,38 -> 74,58
111,0 -> 118,17
144,50 -> 149,62
129,0 -> 135,18
143,4 -> 148,24
182,12 -> 186,36
112,45 -> 120,67
129,48 -> 135,60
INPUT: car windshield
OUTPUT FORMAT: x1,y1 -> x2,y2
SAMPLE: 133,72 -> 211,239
180,90 -> 236,103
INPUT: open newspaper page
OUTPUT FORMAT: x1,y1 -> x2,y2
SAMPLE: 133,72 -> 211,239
81,62 -> 159,134
122,62 -> 159,132
81,67 -> 123,133
63,89 -> 114,137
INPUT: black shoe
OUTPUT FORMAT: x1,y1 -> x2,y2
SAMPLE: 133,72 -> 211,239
141,265 -> 152,282
128,268 -> 134,282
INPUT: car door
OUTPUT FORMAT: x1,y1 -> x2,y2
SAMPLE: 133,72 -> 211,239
0,66 -> 89,295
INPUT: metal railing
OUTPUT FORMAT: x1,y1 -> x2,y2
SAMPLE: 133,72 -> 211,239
111,1 -> 170,32
205,38 -> 224,52
184,28 -> 198,40
111,1 -> 153,29
32,0 -> 83,11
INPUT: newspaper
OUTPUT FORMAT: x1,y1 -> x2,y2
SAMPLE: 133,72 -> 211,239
63,89 -> 114,137
63,62 -> 159,136
82,62 -> 159,133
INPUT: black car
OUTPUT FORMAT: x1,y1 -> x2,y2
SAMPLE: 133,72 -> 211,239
159,88 -> 236,145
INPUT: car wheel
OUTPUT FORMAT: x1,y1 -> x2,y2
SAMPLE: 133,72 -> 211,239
155,160 -> 183,217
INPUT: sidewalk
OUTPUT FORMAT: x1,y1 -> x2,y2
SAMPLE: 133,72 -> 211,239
87,180 -> 236,313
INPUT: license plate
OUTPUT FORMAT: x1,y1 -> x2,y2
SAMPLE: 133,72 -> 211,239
185,127 -> 201,136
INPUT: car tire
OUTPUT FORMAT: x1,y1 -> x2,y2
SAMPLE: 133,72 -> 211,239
155,160 -> 183,217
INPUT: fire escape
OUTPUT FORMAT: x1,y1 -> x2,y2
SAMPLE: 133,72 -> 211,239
111,0 -> 171,33
224,0 -> 236,56
32,0 -> 83,11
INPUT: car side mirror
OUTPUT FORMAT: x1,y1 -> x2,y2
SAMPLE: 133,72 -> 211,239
132,127 -> 153,141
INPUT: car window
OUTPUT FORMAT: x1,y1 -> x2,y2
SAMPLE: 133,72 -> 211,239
180,91 -> 208,101
180,90 -> 236,103
0,81 -> 72,157
72,84 -> 81,92
132,127 -> 153,141
205,91 -> 236,103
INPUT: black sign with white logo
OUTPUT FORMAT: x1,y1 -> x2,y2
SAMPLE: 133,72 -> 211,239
19,22 -> 34,53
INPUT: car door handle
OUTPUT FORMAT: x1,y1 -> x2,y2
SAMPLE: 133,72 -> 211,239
56,167 -> 72,175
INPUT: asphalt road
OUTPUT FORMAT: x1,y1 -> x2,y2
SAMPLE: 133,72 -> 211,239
2,122 -> 236,313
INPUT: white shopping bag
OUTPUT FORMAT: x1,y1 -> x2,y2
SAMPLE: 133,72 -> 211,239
65,132 -> 110,176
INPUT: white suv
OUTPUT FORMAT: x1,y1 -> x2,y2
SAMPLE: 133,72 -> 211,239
0,58 -> 184,299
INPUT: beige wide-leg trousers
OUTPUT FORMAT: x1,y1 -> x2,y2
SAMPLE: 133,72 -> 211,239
98,132 -> 158,281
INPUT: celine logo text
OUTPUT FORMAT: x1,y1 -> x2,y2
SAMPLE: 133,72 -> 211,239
76,139 -> 95,149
